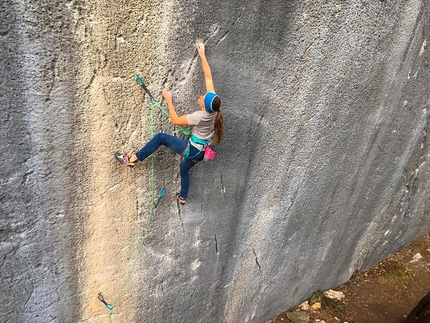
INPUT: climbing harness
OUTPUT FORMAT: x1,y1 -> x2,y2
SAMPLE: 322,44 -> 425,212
180,141 -> 202,159
98,77 -> 171,322
181,134 -> 215,161
190,134 -> 212,146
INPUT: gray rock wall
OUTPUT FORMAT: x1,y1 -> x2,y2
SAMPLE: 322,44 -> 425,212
1,0 -> 429,322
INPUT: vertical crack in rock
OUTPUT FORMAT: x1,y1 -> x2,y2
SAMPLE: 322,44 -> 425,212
216,31 -> 229,45
136,199 -> 139,219
252,248 -> 261,272
214,234 -> 219,254
216,9 -> 244,45
399,106 -> 430,213
376,143 -> 385,153
201,25 -> 220,44
284,185 -> 300,218
181,24 -> 220,86
46,54 -> 59,102
220,173 -> 226,198
176,201 -> 185,233
406,171 -> 417,199
23,286 -> 34,309
162,73 -> 171,88
84,70 -> 96,91
21,169 -> 34,186
182,54 -> 199,84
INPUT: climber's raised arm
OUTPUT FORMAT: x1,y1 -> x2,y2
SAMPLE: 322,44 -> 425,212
196,42 -> 215,93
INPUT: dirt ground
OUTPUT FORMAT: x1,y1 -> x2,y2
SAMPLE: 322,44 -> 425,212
267,233 -> 430,323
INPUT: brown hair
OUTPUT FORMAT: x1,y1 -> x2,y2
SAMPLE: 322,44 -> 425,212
212,97 -> 224,145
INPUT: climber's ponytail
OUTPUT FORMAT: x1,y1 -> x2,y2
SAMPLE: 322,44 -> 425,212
211,97 -> 224,145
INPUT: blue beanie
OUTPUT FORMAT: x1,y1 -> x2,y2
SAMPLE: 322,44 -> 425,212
204,92 -> 219,113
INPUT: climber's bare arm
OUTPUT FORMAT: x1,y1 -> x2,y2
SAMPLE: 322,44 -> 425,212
162,88 -> 189,126
196,42 -> 215,93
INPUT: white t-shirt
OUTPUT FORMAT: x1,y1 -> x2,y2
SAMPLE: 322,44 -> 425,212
187,110 -> 217,140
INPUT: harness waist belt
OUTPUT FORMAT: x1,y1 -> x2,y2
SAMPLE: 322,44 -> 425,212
190,134 -> 211,145
181,135 -> 211,159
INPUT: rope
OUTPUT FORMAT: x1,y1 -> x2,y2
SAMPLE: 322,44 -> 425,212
108,198 -> 156,322
98,78 -> 167,322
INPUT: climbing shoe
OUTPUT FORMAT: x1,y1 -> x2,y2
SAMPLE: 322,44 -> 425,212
176,194 -> 186,205
115,151 -> 135,167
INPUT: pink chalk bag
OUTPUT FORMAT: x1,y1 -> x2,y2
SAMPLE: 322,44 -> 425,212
203,143 -> 216,161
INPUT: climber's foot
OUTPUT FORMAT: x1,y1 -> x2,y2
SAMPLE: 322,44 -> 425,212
176,194 -> 186,205
115,151 -> 135,167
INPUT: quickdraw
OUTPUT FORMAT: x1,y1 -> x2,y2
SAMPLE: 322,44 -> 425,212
135,75 -> 190,136
98,292 -> 114,311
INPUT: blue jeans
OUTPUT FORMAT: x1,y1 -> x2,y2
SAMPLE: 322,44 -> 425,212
135,132 -> 204,199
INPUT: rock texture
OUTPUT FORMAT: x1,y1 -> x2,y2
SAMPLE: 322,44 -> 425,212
1,0 -> 430,322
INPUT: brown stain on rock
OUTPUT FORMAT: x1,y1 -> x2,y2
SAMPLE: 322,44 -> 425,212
73,0 -> 164,321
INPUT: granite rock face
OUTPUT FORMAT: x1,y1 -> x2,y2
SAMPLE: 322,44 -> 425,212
1,0 -> 430,322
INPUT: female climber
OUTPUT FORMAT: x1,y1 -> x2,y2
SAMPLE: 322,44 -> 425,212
115,41 -> 224,205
